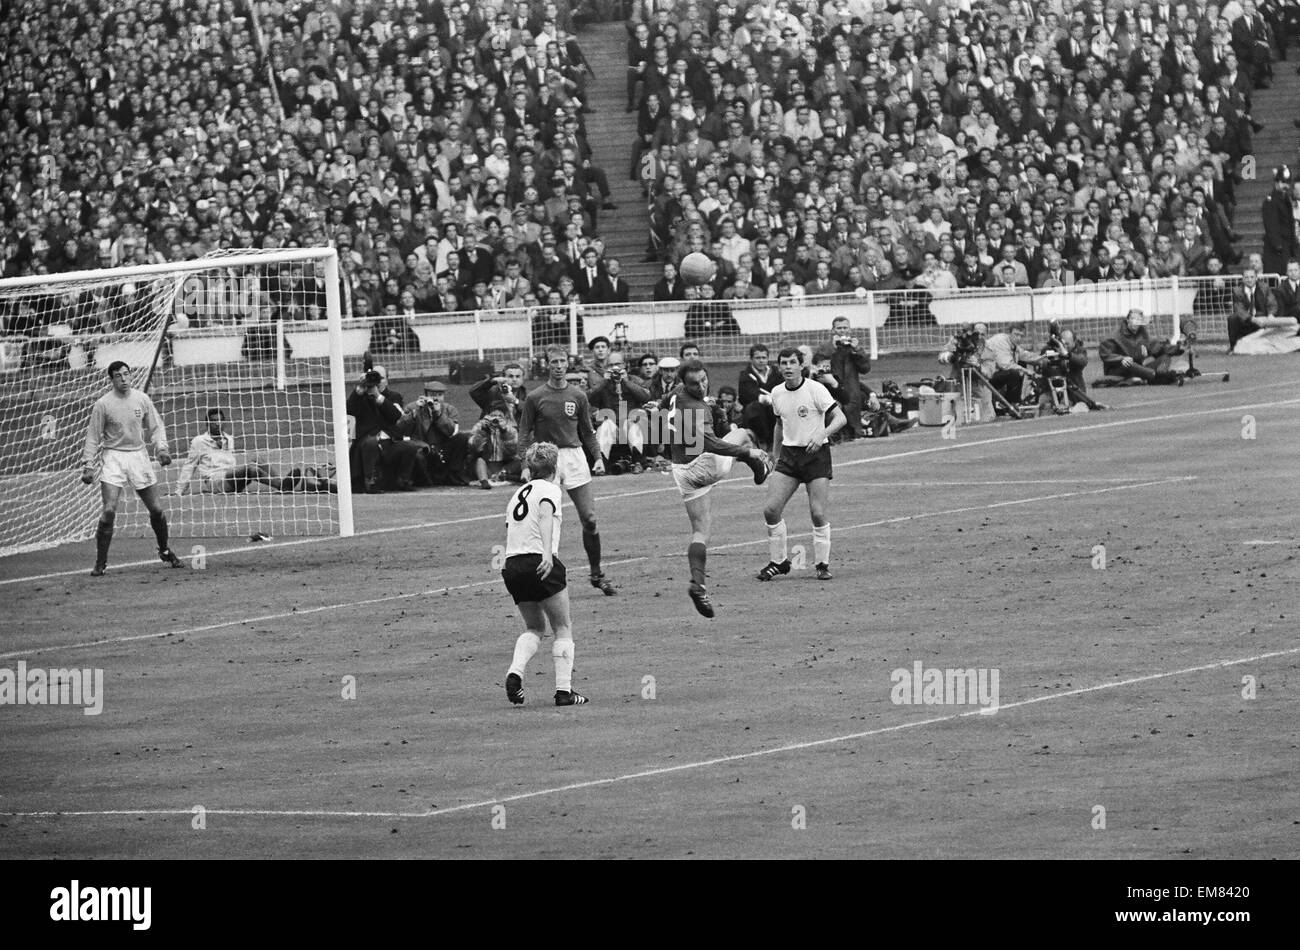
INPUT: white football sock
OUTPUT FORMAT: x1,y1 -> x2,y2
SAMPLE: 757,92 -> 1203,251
767,520 -> 788,564
553,638 -> 574,692
508,632 -> 541,677
813,523 -> 831,566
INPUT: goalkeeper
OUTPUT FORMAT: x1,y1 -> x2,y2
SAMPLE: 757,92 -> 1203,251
172,408 -> 297,495
81,361 -> 185,576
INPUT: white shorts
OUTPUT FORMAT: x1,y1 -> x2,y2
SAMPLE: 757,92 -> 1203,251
556,446 -> 592,490
671,452 -> 735,502
99,448 -> 157,491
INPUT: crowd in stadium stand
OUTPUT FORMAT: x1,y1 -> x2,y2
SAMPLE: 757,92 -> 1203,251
0,0 -> 618,329
630,0 -> 1296,307
2,0 -> 1298,339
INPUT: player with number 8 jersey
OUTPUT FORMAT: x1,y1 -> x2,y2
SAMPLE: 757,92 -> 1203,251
501,441 -> 589,707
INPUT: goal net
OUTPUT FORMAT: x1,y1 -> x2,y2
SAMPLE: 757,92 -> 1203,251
0,248 -> 353,557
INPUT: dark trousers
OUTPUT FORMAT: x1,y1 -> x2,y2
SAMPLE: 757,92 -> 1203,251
1228,314 -> 1262,348
990,368 -> 1027,407
426,432 -> 473,485
352,435 -> 421,489
740,400 -> 776,449
1103,355 -> 1177,383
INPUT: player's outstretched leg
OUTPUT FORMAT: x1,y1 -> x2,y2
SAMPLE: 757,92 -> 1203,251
542,588 -> 588,706
570,483 -> 615,595
723,428 -> 772,484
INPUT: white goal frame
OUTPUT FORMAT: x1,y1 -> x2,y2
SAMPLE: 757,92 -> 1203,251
0,247 -> 354,555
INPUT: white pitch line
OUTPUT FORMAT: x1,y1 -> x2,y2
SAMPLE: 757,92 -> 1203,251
0,476 -> 1187,660
4,645 -> 1295,823
1242,540 -> 1294,546
3,393 -> 1293,588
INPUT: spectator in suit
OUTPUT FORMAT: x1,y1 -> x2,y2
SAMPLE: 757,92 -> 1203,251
1274,260 -> 1300,318
1228,266 -> 1279,352
737,342 -> 781,448
573,246 -> 605,302
1262,168 -> 1297,275
593,257 -> 630,304
652,262 -> 687,301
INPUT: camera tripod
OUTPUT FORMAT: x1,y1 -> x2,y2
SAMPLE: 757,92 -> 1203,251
960,364 -> 1023,422
1179,318 -> 1229,384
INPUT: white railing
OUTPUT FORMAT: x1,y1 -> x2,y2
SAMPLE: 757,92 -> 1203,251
0,274 -> 1256,384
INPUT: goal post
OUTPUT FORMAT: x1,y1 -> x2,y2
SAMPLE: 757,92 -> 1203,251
0,247 -> 354,558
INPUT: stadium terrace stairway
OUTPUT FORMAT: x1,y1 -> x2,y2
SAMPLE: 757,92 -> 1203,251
579,19 -> 658,299
1235,54 -> 1300,266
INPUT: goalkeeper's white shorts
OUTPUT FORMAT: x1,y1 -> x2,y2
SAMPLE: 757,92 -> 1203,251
99,448 -> 157,490
671,452 -> 734,502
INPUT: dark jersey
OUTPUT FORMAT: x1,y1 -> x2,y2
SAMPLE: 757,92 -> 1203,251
519,382 -> 598,460
659,388 -> 750,464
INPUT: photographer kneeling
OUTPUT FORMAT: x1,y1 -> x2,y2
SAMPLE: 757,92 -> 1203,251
938,322 -> 995,423
468,364 -> 527,488
1038,325 -> 1105,412
346,366 -> 422,493
1098,309 -> 1185,385
984,322 -> 1044,414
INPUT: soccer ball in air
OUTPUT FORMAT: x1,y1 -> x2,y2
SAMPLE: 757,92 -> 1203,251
679,252 -> 717,286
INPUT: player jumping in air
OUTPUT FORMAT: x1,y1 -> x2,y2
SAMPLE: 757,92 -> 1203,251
518,345 -> 616,596
172,408 -> 298,495
662,359 -> 772,617
757,348 -> 846,582
81,360 -> 185,576
502,442 -> 588,707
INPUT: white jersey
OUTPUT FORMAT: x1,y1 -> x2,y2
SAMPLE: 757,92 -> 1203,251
176,432 -> 238,487
504,478 -> 563,556
771,377 -> 837,447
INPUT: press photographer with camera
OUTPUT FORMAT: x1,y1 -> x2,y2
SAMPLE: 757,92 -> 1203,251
469,363 -> 527,427
467,364 -> 527,488
1038,325 -> 1105,412
346,366 -> 421,493
820,316 -> 872,440
983,322 -> 1045,413
400,380 -> 473,486
590,351 -> 652,474
938,322 -> 995,423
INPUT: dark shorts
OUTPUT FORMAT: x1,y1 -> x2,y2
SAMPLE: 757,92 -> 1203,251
775,444 -> 833,483
502,553 -> 568,604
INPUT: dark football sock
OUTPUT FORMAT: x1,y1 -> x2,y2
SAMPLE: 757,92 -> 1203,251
688,541 -> 707,586
95,515 -> 114,565
149,510 -> 170,551
583,526 -> 602,575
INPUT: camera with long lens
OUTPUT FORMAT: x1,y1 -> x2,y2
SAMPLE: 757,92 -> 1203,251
1038,345 -> 1070,378
362,369 -> 383,387
949,325 -> 983,365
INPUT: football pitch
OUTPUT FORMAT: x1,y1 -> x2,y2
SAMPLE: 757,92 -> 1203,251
1,354 -> 1297,859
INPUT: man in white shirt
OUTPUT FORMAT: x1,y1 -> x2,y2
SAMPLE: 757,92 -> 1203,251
173,409 -> 296,495
984,322 -> 1044,411
757,348 -> 847,582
